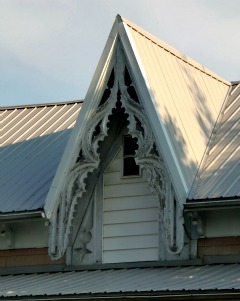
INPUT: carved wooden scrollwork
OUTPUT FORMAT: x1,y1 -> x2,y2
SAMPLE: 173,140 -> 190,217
73,198 -> 94,262
49,42 -> 184,260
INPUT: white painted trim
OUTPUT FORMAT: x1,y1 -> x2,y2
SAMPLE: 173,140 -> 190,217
94,174 -> 103,264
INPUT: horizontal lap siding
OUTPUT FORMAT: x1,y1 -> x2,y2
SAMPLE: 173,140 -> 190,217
103,208 -> 158,224
104,182 -> 153,198
103,149 -> 159,263
103,221 -> 158,237
104,195 -> 157,211
104,235 -> 158,250
103,248 -> 158,263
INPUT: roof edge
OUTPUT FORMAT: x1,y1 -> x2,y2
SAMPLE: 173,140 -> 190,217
0,210 -> 45,221
185,198 -> 240,212
1,100 -> 83,110
3,259 -> 240,276
119,15 -> 230,86
231,80 -> 240,85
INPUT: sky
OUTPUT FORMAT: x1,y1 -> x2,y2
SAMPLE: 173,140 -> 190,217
1,0 -> 240,107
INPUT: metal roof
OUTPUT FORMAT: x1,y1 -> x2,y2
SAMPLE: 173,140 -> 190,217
122,16 -> 230,194
0,101 -> 82,213
44,16 -> 232,218
189,83 -> 240,199
0,264 -> 240,297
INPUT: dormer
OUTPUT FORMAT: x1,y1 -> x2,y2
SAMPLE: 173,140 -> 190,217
43,15 -> 230,266
1,15 -> 232,270
1,14 -> 240,300
46,42 -> 185,265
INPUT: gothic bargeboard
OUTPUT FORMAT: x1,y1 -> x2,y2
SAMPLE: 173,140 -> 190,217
49,41 -> 185,261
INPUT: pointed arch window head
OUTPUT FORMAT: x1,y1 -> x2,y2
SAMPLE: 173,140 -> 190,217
123,135 -> 140,177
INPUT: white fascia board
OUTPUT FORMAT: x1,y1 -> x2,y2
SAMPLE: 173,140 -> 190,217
44,20 -> 119,218
119,22 -> 188,204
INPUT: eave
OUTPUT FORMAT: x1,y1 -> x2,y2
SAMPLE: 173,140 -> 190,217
184,198 -> 240,212
0,210 -> 46,222
3,290 -> 240,301
1,264 -> 240,300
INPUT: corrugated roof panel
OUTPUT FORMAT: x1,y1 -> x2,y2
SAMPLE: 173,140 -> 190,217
125,23 -> 230,192
0,102 -> 82,212
0,264 -> 240,297
190,84 -> 240,199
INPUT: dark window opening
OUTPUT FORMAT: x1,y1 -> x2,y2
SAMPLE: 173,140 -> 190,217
76,149 -> 83,163
99,88 -> 111,107
123,136 -> 140,176
149,142 -> 159,156
134,116 -> 144,133
98,68 -> 115,107
92,120 -> 101,142
124,67 -> 132,86
107,68 -> 115,89
127,86 -> 139,103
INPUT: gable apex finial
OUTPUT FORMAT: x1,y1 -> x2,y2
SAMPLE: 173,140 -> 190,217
116,14 -> 122,23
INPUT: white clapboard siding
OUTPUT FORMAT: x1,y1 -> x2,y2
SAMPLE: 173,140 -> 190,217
103,235 -> 158,250
106,158 -> 121,173
104,183 -> 153,199
103,148 -> 159,263
104,195 -> 157,211
103,248 -> 158,263
103,208 -> 158,224
104,169 -> 150,185
103,221 -> 158,237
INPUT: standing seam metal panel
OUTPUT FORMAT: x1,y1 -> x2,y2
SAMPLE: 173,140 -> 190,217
0,264 -> 240,297
127,26 -> 229,192
0,102 -> 82,212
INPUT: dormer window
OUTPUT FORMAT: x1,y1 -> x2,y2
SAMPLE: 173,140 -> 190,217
123,135 -> 140,176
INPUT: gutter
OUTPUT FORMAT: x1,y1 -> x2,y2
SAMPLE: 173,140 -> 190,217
4,291 -> 240,301
184,199 -> 240,212
0,210 -> 46,221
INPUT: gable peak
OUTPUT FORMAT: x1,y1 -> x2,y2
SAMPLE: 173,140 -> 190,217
115,14 -> 123,23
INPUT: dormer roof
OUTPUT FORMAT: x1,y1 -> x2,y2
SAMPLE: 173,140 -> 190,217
189,83 -> 240,200
1,16 -> 238,216
44,15 -> 232,217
